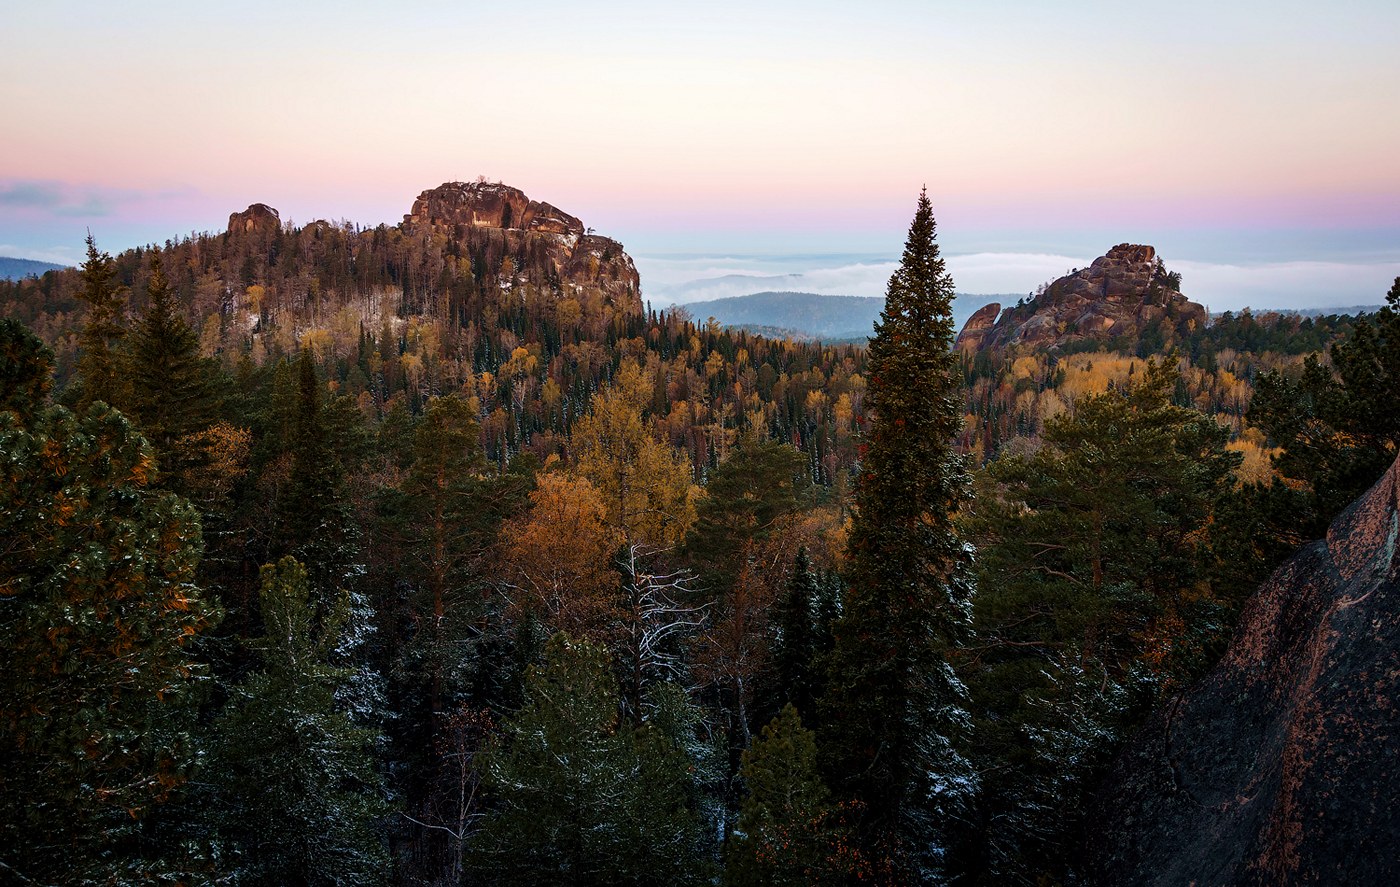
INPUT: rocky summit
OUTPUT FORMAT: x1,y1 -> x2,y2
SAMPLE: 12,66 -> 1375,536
223,182 -> 642,315
955,244 -> 1206,353
227,202 -> 281,237
402,181 -> 640,311
1087,453 -> 1400,885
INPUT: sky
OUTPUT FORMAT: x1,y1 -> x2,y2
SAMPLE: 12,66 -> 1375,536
3,1 -> 1399,309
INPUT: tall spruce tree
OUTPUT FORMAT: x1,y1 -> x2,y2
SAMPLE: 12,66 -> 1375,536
771,547 -> 820,721
74,233 -> 129,409
129,251 -> 217,481
818,189 -> 976,882
206,557 -> 389,886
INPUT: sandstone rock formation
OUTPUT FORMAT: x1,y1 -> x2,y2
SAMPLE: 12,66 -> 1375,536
222,183 -> 642,318
1088,454 -> 1400,884
403,182 -> 640,312
955,301 -> 1002,354
227,203 -> 281,237
955,244 -> 1206,354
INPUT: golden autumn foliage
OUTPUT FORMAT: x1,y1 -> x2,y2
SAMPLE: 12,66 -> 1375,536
573,360 -> 698,549
179,421 -> 253,502
497,473 -> 622,639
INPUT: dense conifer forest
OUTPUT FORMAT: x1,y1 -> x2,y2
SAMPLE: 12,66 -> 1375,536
2,193 -> 1397,885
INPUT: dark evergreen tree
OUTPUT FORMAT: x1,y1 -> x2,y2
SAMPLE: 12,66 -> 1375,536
724,704 -> 865,886
0,324 -> 218,883
470,634 -> 710,885
401,394 -> 489,660
128,251 -> 217,482
74,233 -> 129,409
206,557 -> 389,886
955,358 -> 1241,882
818,189 -> 976,882
385,394 -> 524,878
0,318 -> 52,423
771,547 -> 820,720
281,348 -> 360,588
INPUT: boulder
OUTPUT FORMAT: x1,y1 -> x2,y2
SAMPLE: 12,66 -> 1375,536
1087,454 -> 1400,885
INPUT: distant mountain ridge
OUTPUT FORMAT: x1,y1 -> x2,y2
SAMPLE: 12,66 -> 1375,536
0,257 -> 66,281
1216,304 -> 1386,319
676,290 -> 1014,342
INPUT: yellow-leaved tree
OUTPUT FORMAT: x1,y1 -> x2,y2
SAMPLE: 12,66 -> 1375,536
570,360 -> 704,718
497,472 -> 621,641
572,359 -> 697,550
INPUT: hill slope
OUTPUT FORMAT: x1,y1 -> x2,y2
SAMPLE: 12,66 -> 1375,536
0,257 -> 66,280
679,290 -> 1010,341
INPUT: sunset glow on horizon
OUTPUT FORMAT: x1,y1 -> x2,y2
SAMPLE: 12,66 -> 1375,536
3,0 -> 1399,304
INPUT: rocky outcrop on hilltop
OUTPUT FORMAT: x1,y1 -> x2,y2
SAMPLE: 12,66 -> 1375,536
955,244 -> 1206,353
403,181 -> 640,312
221,183 -> 642,317
227,203 -> 281,237
1087,454 -> 1400,885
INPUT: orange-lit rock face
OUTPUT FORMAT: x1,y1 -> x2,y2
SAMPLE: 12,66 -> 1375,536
403,182 -> 640,314
1089,454 -> 1400,885
227,203 -> 280,237
954,301 -> 1001,354
955,243 -> 1206,354
403,182 -> 585,237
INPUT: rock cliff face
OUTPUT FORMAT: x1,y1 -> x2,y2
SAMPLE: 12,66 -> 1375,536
227,203 -> 281,237
954,301 -> 1002,354
1088,454 -> 1400,885
955,244 -> 1206,353
402,181 -> 641,313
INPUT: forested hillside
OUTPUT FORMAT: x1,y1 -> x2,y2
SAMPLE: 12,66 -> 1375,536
2,184 -> 1396,884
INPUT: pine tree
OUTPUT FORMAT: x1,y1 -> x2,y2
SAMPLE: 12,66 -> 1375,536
129,251 -> 217,483
74,233 -> 129,409
0,318 -> 52,423
470,634 -> 709,885
818,189 -> 976,882
725,705 -> 864,887
688,434 -> 808,584
772,547 -> 819,720
393,395 -> 494,784
206,557 -> 389,886
281,348 -> 359,588
0,323 -> 218,882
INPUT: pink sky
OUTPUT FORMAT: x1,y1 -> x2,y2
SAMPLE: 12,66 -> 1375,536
3,1 -> 1398,288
